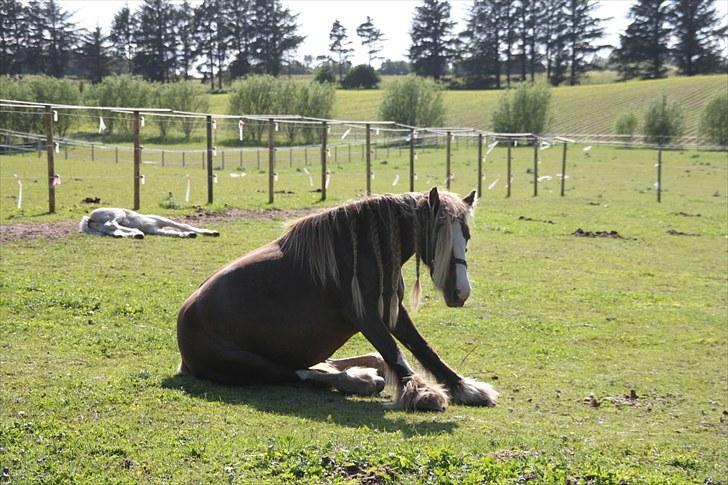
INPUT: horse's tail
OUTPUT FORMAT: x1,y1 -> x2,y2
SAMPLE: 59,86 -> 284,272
79,216 -> 92,234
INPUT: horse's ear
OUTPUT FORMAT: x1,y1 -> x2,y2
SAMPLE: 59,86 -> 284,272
463,190 -> 477,207
428,187 -> 440,212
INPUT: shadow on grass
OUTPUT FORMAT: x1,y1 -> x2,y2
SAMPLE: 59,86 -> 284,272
161,374 -> 458,437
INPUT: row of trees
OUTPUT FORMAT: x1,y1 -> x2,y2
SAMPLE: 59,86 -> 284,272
0,0 -> 304,87
409,0 -> 726,88
613,0 -> 726,79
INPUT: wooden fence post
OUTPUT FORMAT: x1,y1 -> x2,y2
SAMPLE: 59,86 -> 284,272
446,131 -> 452,189
657,146 -> 662,203
560,142 -> 567,197
133,110 -> 141,210
44,105 -> 56,213
533,137 -> 539,197
477,133 -> 483,197
206,115 -> 213,204
409,129 -> 415,192
365,123 -> 371,196
321,121 -> 328,200
268,118 -> 275,204
506,141 -> 512,198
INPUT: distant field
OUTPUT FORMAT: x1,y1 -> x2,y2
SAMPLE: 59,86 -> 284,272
208,74 -> 727,138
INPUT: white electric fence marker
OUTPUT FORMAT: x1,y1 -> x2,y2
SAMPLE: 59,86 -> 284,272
212,120 -> 217,130
371,171 -> 375,180
212,147 -> 217,156
538,175 -> 552,181
414,173 -> 418,181
238,120 -> 245,140
54,142 -> 59,153
52,110 -> 58,122
229,173 -> 242,178
327,126 -> 331,134
392,174 -> 399,186
273,172 -> 278,182
185,175 -> 191,202
413,130 -> 418,139
375,128 -> 380,135
140,174 -> 145,185
213,173 -> 218,184
14,175 -> 22,209
326,148 -> 330,156
486,140 -> 498,154
325,170 -> 331,189
341,128 -> 352,140
140,116 -> 145,128
274,122 -> 279,132
488,178 -> 499,190
514,140 -> 518,147
303,167 -> 310,175
98,116 -> 106,133
52,174 -> 61,187
583,145 -> 592,154
654,182 -> 659,188
557,173 -> 570,180
540,141 -> 551,150
414,152 -> 418,160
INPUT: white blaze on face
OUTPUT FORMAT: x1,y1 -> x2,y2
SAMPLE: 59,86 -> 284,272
451,221 -> 470,301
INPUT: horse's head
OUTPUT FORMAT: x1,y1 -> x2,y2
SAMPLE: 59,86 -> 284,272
425,187 -> 476,308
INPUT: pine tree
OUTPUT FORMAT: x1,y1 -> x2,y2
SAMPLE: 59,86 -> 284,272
224,0 -> 255,78
409,0 -> 456,79
500,0 -> 517,87
175,1 -> 197,80
356,16 -> 385,66
252,0 -> 303,76
194,0 -> 227,88
134,0 -> 177,82
539,0 -> 569,86
564,0 -> 607,85
669,0 -> 727,75
614,0 -> 671,80
459,0 -> 503,88
329,19 -> 353,81
78,26 -> 111,83
517,0 -> 540,81
25,0 -> 78,77
0,0 -> 27,75
109,6 -> 136,74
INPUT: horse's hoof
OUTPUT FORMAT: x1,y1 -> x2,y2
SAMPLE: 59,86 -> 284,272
210,231 -> 220,237
134,234 -> 144,240
450,377 -> 499,407
188,233 -> 197,238
391,374 -> 449,412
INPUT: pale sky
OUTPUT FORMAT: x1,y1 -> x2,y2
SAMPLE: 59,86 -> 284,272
61,0 -> 727,66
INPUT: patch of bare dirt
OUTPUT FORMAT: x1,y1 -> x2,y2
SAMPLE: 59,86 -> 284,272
673,211 -> 701,217
572,228 -> 624,239
0,207 -> 320,244
519,216 -> 555,224
666,228 -> 700,237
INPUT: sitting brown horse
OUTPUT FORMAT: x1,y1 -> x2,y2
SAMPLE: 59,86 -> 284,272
176,188 -> 498,411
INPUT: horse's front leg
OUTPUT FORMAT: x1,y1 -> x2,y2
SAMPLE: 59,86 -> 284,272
352,310 -> 449,412
392,306 -> 498,407
147,215 -> 219,236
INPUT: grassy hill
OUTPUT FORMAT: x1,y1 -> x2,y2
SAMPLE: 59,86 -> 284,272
210,74 -> 727,137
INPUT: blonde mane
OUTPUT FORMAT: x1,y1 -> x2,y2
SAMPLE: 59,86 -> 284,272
278,191 -> 474,327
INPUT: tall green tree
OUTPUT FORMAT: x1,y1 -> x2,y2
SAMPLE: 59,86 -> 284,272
564,0 -> 607,85
78,26 -> 112,83
669,0 -> 727,75
459,0 -> 503,88
109,6 -> 136,74
614,0 -> 671,80
175,1 -> 197,80
224,0 -> 255,78
500,0 -> 517,87
251,0 -> 303,76
194,0 -> 227,88
328,19 -> 353,81
133,0 -> 177,82
356,16 -> 385,66
539,0 -> 569,86
517,0 -> 540,81
409,0 -> 456,79
25,0 -> 78,77
0,0 -> 27,75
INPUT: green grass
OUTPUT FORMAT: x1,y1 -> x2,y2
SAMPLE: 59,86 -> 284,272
204,74 -> 727,138
1,144 -> 727,483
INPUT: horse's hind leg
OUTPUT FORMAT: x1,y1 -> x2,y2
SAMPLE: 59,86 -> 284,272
326,353 -> 389,379
147,215 -> 219,236
296,362 -> 385,396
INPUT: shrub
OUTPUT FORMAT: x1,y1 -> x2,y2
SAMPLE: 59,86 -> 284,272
700,91 -> 728,146
615,112 -> 638,140
84,75 -> 155,135
643,95 -> 684,145
155,81 -> 210,141
0,75 -> 81,136
491,82 -> 551,135
341,65 -> 380,89
313,64 -> 336,84
378,75 -> 445,127
228,75 -> 335,144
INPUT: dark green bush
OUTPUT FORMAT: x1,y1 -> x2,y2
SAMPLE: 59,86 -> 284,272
643,95 -> 684,144
700,91 -> 728,146
341,65 -> 380,89
491,82 -> 552,135
378,75 -> 445,127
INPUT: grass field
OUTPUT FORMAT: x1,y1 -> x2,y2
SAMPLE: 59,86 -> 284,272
204,74 -> 727,139
1,143 -> 727,482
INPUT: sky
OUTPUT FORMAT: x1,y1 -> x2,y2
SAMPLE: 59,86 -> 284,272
60,0 -> 728,66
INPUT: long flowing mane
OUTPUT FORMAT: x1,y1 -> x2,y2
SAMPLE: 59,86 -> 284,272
278,191 -> 474,327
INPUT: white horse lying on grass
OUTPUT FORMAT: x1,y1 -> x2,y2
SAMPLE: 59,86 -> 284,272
80,208 -> 219,239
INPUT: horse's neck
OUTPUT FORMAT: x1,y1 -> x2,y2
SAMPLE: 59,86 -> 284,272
397,212 -> 419,265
